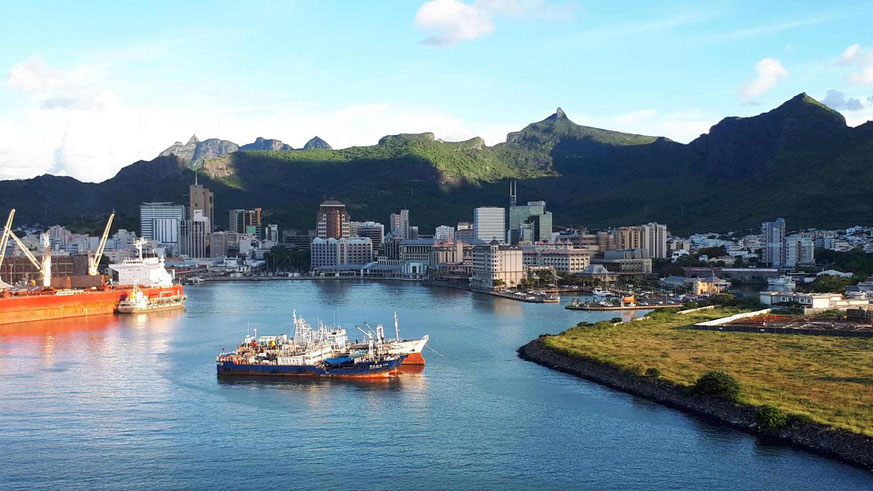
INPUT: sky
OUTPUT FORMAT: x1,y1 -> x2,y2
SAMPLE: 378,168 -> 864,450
1,0 -> 872,182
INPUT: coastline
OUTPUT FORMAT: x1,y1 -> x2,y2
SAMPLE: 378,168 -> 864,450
518,337 -> 873,471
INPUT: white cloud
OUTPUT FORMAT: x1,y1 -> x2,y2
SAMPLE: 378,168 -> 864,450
738,58 -> 789,102
822,89 -> 864,111
838,43 -> 873,85
414,0 -> 573,45
0,57 -> 519,182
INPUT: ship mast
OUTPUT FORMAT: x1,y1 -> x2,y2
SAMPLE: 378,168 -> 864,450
394,311 -> 400,341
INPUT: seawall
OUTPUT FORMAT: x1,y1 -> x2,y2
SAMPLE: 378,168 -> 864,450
518,337 -> 873,471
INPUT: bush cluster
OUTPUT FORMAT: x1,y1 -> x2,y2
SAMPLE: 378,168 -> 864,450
755,405 -> 788,431
645,367 -> 661,379
692,370 -> 741,402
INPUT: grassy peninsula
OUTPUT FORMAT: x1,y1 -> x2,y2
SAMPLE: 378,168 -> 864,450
543,308 -> 873,436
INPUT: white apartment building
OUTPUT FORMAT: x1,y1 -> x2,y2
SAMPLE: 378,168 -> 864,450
473,207 -> 505,243
141,202 -> 185,246
521,246 -> 591,274
471,243 -> 524,289
435,225 -> 455,240
784,234 -> 814,268
640,222 -> 669,258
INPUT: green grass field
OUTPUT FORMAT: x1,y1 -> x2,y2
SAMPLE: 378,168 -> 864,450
544,308 -> 873,436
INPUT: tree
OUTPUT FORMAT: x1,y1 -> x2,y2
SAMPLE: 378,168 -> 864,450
692,370 -> 741,402
755,405 -> 788,431
800,275 -> 853,293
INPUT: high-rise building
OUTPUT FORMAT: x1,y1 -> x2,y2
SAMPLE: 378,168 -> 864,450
390,209 -> 410,239
640,222 -> 669,259
508,200 -> 552,244
762,218 -> 786,267
784,234 -> 814,268
140,202 -> 185,248
189,177 -> 214,232
316,200 -> 350,239
456,222 -> 474,241
354,221 -> 385,249
473,207 -> 505,243
264,224 -> 279,243
228,208 -> 262,238
616,227 -> 643,250
181,210 -> 210,258
210,231 -> 229,258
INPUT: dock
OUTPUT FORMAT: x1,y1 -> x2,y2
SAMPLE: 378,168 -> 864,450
566,303 -> 684,311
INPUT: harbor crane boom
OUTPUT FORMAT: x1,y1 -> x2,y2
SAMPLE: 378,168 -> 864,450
89,212 -> 115,276
0,209 -> 14,270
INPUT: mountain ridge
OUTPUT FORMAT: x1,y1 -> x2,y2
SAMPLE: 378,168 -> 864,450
2,93 -> 872,235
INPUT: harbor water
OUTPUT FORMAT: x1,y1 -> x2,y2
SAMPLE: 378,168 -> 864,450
1,281 -> 871,489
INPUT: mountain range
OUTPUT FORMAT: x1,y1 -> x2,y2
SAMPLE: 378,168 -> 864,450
1,93 -> 871,236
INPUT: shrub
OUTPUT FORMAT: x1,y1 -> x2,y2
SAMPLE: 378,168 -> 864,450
755,405 -> 788,431
692,370 -> 741,402
610,317 -> 622,324
628,364 -> 644,375
645,367 -> 661,379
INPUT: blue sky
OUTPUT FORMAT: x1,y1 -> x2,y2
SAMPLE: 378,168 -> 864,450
1,0 -> 872,182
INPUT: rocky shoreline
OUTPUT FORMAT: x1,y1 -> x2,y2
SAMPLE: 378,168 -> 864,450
518,337 -> 873,471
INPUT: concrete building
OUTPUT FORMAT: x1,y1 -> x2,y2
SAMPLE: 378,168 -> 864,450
189,178 -> 214,232
229,208 -> 263,238
140,202 -> 185,247
616,227 -> 642,250
640,222 -> 669,258
264,224 -> 279,243
473,207 -> 505,243
471,242 -> 524,289
784,234 -> 814,268
761,218 -> 786,268
508,201 -> 553,244
181,210 -> 210,258
353,221 -> 385,250
435,225 -> 455,240
456,222 -> 474,241
210,231 -> 229,258
593,249 -> 653,276
521,246 -> 591,274
310,237 -> 373,269
316,200 -> 350,239
390,209 -> 410,239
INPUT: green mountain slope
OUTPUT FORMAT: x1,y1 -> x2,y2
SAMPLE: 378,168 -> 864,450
1,93 -> 871,235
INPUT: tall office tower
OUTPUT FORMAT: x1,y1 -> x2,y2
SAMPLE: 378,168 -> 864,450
354,221 -> 385,249
616,226 -> 643,250
474,207 -> 506,243
761,218 -> 786,267
390,209 -> 410,239
140,202 -> 185,247
640,222 -> 669,258
181,210 -> 210,258
316,200 -> 350,239
189,176 -> 214,231
508,200 -> 553,244
456,222 -> 474,241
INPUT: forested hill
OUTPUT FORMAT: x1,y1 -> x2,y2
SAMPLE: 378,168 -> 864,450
2,93 -> 872,235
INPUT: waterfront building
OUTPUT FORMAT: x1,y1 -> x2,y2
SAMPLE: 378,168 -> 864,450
435,225 -> 455,240
593,249 -> 652,277
310,236 -> 373,269
316,200 -> 350,239
456,222 -> 474,241
210,231 -> 229,258
181,210 -> 210,258
189,177 -> 215,232
390,209 -> 411,239
399,238 -> 435,262
473,207 -> 505,243
573,264 -> 618,283
508,201 -> 553,244
761,218 -> 786,267
521,246 -> 591,274
471,242 -> 524,289
140,202 -> 185,249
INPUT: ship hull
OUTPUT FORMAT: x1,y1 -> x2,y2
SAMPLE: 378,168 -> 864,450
216,355 -> 405,379
0,285 -> 184,325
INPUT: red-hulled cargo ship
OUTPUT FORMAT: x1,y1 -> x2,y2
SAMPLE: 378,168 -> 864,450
0,209 -> 185,325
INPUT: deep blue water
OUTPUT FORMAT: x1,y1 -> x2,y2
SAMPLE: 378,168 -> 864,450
1,281 -> 871,490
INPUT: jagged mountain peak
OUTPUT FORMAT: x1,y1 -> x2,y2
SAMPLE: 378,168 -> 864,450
187,135 -> 200,145
304,136 -> 331,150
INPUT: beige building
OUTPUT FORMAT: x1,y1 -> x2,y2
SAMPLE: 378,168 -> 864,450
616,227 -> 642,250
471,242 -> 524,289
522,246 -> 591,274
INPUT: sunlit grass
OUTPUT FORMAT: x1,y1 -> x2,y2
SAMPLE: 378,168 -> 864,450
544,308 -> 873,436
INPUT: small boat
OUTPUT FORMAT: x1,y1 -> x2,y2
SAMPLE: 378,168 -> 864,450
117,286 -> 186,314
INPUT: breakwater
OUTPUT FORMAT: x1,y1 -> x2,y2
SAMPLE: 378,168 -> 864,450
518,337 -> 873,470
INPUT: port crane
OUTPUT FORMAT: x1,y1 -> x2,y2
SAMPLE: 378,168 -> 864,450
0,209 -> 52,287
88,212 -> 115,276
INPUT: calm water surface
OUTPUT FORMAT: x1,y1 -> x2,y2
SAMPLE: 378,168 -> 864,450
1,281 -> 871,490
